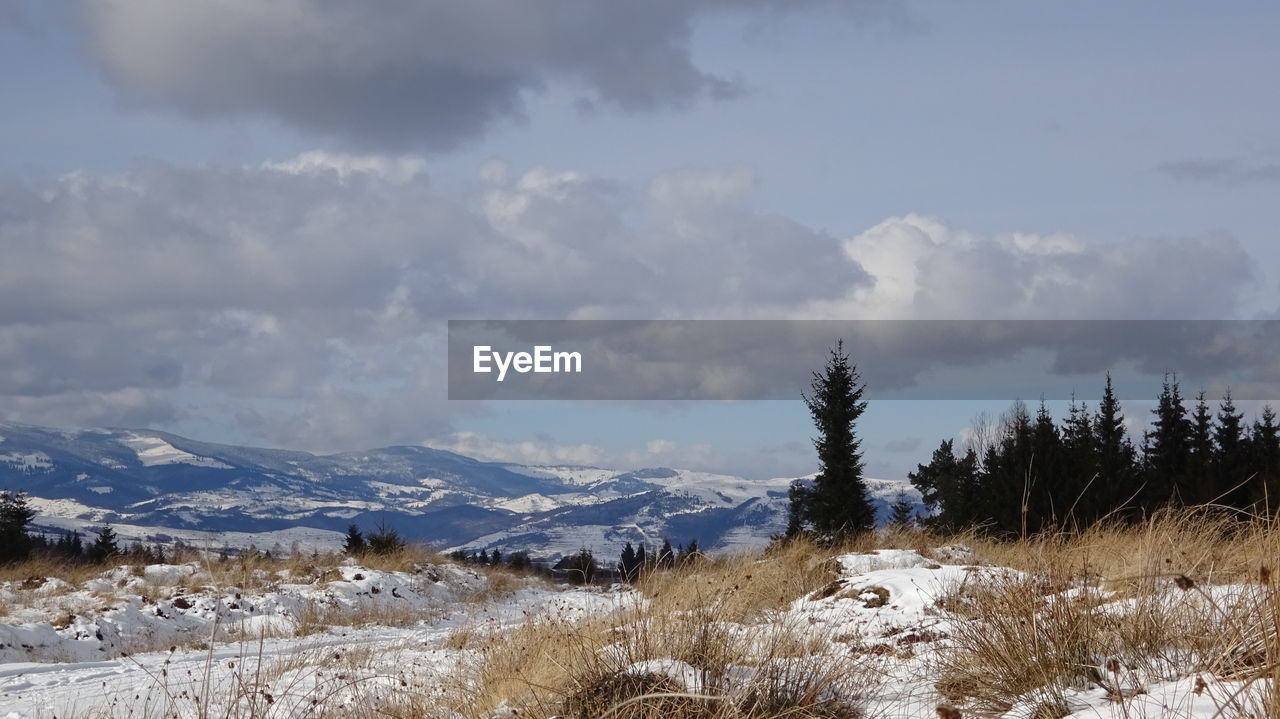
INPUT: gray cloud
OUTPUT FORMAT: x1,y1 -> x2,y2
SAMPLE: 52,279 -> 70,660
447,320 -> 1280,401
0,154 -> 1261,449
72,0 -> 865,150
1156,158 -> 1280,185
0,155 -> 863,448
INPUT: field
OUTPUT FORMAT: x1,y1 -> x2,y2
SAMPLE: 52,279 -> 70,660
3,509 -> 1279,719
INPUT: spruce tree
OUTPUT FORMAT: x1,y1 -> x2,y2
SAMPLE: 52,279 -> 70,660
658,539 -> 675,569
1251,405 -> 1280,510
1145,374 -> 1192,511
1188,391 -> 1215,505
982,400 -> 1035,537
88,525 -> 120,564
1060,396 -> 1097,527
909,440 -> 979,532
0,491 -> 36,564
1094,374 -> 1139,523
782,480 -> 811,539
680,539 -> 702,565
1214,391 -> 1250,509
619,542 -> 639,582
789,340 -> 875,542
1028,399 -> 1063,531
366,520 -> 406,555
343,524 -> 366,556
566,548 -> 596,585
888,491 -> 915,527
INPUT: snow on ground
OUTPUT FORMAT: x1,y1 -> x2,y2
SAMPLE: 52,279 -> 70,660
1,547 -> 1269,718
490,493 -> 564,514
501,464 -> 619,486
0,559 -> 638,718
120,434 -> 232,469
0,452 -> 53,473
28,507 -> 347,554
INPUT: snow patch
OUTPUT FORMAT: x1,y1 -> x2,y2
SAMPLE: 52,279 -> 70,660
0,451 -> 52,472
120,434 -> 232,469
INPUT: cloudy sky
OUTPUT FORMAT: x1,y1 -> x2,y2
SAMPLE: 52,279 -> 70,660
2,1 -> 1278,480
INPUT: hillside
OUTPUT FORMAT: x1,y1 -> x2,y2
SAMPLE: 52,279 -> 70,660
0,422 -> 924,559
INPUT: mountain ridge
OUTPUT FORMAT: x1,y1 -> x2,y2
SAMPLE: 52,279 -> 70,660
0,421 -> 924,559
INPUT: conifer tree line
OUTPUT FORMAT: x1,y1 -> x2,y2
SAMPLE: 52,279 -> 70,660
617,538 -> 702,581
0,490 -> 164,565
910,374 -> 1280,536
341,521 -> 408,556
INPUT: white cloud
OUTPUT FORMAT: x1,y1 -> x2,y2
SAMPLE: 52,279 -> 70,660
432,432 -> 606,467
817,213 -> 1253,320
429,432 -> 721,474
0,158 -> 1260,451
261,151 -> 426,184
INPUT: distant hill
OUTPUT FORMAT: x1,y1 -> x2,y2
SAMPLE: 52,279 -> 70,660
0,422 -> 925,560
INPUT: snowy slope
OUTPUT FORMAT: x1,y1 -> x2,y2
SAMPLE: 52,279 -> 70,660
0,547 -> 1252,719
0,421 -> 926,559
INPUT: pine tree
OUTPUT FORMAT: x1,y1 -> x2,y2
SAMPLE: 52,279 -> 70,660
1251,405 -> 1280,510
366,520 -> 406,555
1060,395 -> 1096,527
619,542 -> 639,582
788,340 -> 874,542
1028,399 -> 1063,531
658,539 -> 675,569
888,491 -> 915,527
343,524 -> 367,556
1144,374 -> 1192,511
491,549 -> 502,566
88,525 -> 120,564
1188,391 -> 1215,506
566,548 -> 596,585
680,539 -> 702,565
0,491 -> 36,564
1214,390 -> 1250,510
1094,374 -> 1140,523
981,400 -> 1035,537
909,440 -> 980,533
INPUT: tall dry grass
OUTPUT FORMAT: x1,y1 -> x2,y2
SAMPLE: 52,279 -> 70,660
428,536 -> 882,719
932,508 -> 1280,718
33,511 -> 1280,718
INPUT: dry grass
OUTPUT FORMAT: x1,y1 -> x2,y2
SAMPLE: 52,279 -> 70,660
436,609 -> 874,719
35,513 -> 1280,719
931,508 -> 1280,718
635,537 -> 841,623
433,537 -> 879,719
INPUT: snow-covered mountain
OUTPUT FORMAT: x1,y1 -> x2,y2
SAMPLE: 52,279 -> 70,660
0,422 -> 924,559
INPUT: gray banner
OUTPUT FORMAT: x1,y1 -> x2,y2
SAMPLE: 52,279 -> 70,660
447,320 -> 1280,400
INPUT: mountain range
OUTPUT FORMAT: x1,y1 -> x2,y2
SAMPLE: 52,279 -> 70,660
0,422 -> 923,559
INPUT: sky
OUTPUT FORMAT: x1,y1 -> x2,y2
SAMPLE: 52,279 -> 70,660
1,1 -> 1278,481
